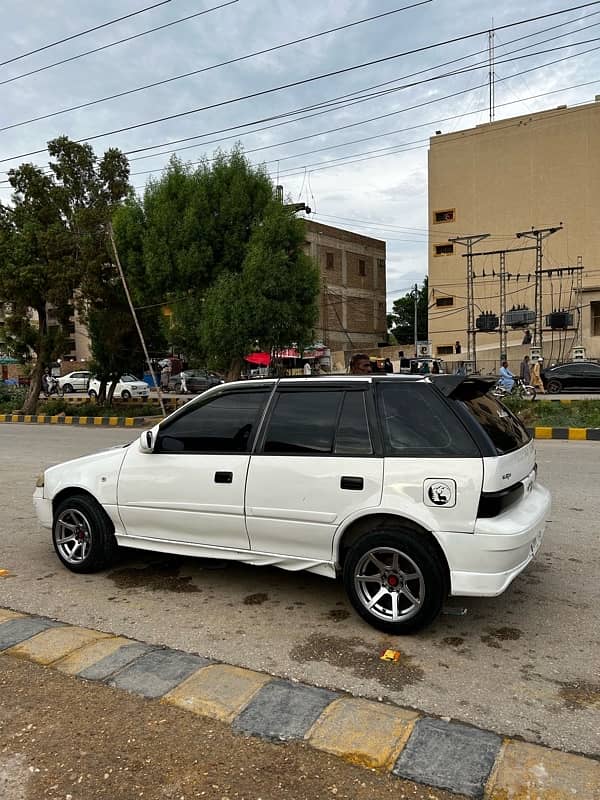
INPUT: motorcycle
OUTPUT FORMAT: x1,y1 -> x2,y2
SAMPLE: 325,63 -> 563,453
491,376 -> 536,401
42,374 -> 63,399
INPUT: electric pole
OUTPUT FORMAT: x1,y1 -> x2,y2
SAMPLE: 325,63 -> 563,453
449,234 -> 490,371
413,283 -> 418,358
515,226 -> 562,352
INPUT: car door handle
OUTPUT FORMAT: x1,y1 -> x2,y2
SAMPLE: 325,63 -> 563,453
341,476 -> 364,491
214,471 -> 233,484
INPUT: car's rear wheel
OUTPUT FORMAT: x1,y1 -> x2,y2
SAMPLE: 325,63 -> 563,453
62,383 -> 73,394
121,390 -> 132,400
547,379 -> 562,394
52,494 -> 118,573
342,529 -> 446,634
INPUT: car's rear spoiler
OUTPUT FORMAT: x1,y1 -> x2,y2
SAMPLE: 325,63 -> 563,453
430,374 -> 497,398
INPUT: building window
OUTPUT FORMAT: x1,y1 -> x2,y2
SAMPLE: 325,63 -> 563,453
592,301 -> 600,336
437,345 -> 454,355
377,258 -> 385,269
434,243 -> 454,256
435,296 -> 453,307
358,259 -> 366,276
433,209 -> 455,224
326,252 -> 334,269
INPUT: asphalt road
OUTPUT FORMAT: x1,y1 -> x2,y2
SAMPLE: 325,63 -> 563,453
1,425 -> 599,757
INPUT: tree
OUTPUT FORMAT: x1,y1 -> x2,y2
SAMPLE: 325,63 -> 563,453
0,137 -> 130,413
201,202 -> 320,378
125,149 -> 274,362
387,277 -> 428,345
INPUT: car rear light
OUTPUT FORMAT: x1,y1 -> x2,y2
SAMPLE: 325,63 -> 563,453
478,482 -> 524,518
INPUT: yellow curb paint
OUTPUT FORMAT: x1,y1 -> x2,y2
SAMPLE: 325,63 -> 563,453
109,417 -> 118,426
567,428 -> 587,440
0,609 -> 24,623
37,415 -> 46,423
559,398 -> 572,404
93,417 -> 103,425
50,415 -> 59,424
53,636 -> 133,676
162,664 -> 270,723
24,415 -> 32,423
125,418 -> 135,427
307,697 -> 419,770
486,740 -> 600,799
534,427 -> 553,439
11,414 -> 19,423
6,626 -> 111,666
0,414 -> 6,423
64,416 -> 73,424
79,416 -> 88,425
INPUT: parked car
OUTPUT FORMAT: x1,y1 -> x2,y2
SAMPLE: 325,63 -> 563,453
168,370 -> 223,394
57,371 -> 91,393
34,374 -> 549,634
87,374 -> 149,400
541,361 -> 600,393
399,358 -> 445,374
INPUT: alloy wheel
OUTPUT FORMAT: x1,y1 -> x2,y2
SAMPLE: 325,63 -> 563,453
353,546 -> 425,623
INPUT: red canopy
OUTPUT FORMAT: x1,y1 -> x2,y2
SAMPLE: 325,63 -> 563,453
244,352 -> 271,366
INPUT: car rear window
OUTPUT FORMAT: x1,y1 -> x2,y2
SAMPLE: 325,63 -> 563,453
459,393 -> 530,455
377,383 -> 479,458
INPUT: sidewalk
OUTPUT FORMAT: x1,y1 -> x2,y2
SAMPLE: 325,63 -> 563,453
1,608 -> 598,799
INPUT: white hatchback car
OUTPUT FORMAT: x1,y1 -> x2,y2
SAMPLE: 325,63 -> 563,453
87,374 -> 149,401
34,375 -> 550,633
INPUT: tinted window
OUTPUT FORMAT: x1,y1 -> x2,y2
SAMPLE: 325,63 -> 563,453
334,392 -> 373,455
264,391 -> 343,454
460,393 -> 529,455
157,391 -> 269,454
377,383 -> 478,458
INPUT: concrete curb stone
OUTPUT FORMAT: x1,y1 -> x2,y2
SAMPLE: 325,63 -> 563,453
0,413 -> 148,427
0,608 -> 598,798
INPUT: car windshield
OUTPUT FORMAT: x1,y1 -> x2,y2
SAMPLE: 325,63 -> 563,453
121,375 -> 139,382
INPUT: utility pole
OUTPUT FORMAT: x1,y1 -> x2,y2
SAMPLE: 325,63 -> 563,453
413,283 -> 418,358
449,234 -> 490,371
499,250 -> 507,360
515,226 -> 562,353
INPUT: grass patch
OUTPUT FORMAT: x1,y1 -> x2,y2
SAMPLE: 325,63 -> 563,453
505,397 -> 600,428
0,386 -> 28,413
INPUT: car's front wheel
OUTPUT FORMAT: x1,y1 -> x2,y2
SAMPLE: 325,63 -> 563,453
546,379 -> 562,394
342,529 -> 446,634
88,389 -> 97,399
121,390 -> 132,400
52,494 -> 118,573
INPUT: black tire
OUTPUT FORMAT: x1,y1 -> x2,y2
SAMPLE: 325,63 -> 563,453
88,389 -> 97,399
342,528 -> 446,634
52,494 -> 118,573
519,385 -> 536,401
546,379 -> 562,394
62,383 -> 73,394
121,390 -> 132,400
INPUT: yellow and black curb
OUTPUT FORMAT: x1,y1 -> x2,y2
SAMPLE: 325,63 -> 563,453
526,426 -> 600,440
0,413 -> 150,428
1,608 -> 598,798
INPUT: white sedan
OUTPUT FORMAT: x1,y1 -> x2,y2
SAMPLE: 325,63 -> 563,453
87,374 -> 149,400
57,371 -> 91,393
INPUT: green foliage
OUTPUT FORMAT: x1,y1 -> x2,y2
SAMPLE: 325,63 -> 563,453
0,136 -> 131,413
505,397 -> 600,428
388,277 -> 428,344
201,202 -> 320,375
0,385 -> 27,412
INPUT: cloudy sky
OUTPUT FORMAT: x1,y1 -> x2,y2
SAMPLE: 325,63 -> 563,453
2,0 -> 599,305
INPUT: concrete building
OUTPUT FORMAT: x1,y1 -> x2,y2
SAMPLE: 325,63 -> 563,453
303,219 -> 387,353
427,99 -> 600,366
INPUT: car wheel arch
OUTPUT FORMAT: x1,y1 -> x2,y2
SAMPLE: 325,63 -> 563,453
52,487 -> 111,528
334,512 -> 450,590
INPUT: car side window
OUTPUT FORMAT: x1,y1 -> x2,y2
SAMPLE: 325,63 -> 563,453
156,391 -> 269,454
377,383 -> 479,458
263,391 -> 343,454
334,391 -> 373,455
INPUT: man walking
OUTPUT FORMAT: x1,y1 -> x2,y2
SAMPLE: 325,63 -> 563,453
520,355 -> 531,384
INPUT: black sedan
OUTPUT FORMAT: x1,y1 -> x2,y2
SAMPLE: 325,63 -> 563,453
541,361 -> 600,393
168,370 -> 222,394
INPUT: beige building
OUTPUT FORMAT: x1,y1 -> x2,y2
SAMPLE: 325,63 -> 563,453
303,219 -> 387,353
428,99 -> 600,365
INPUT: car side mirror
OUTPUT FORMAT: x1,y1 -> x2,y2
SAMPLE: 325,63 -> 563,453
139,423 -> 160,453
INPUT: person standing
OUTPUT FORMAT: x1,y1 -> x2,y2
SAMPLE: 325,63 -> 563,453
160,364 -> 170,392
303,361 -> 312,376
180,371 -> 188,394
349,354 -> 373,375
384,358 -> 394,373
519,355 -> 531,384
498,361 -> 515,391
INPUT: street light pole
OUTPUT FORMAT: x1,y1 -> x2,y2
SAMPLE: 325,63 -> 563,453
413,283 -> 418,358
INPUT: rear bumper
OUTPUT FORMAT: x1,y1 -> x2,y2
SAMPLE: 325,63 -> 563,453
436,482 -> 551,597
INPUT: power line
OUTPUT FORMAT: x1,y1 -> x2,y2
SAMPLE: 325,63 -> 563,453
0,1 -> 432,131
2,0 -> 599,164
0,0 -> 177,67
0,0 -> 240,88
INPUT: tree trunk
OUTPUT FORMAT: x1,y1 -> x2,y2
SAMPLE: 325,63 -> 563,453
21,307 -> 48,415
226,357 -> 243,382
107,379 -> 118,405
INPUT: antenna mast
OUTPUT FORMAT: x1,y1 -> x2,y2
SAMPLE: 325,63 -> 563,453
488,23 -> 495,123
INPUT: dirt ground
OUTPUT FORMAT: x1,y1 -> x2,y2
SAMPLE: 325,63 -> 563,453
0,655 -> 462,800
